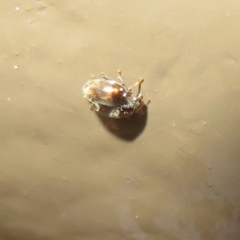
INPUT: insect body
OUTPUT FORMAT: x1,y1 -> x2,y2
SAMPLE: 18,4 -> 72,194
82,70 -> 145,118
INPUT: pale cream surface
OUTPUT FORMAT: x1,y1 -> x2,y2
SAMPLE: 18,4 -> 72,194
0,1 -> 240,240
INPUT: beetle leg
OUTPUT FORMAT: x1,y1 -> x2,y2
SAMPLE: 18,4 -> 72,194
101,72 -> 109,80
90,103 -> 100,111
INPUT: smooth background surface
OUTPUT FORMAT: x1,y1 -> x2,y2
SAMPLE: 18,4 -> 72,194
0,1 -> 240,239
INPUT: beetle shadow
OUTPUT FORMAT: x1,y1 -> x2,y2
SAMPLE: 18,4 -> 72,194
95,104 -> 148,141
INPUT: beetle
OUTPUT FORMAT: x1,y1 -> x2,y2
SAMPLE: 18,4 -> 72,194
82,70 -> 145,118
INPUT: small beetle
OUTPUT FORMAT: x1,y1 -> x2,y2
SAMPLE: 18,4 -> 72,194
82,70 -> 145,118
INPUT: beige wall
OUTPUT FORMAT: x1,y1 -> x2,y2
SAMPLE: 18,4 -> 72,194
0,1 -> 240,239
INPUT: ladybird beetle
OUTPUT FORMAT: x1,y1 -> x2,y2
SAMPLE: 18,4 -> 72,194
82,70 -> 145,118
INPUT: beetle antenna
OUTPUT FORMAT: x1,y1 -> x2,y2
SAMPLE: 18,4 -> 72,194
129,78 -> 144,95
117,69 -> 123,83
136,78 -> 144,97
